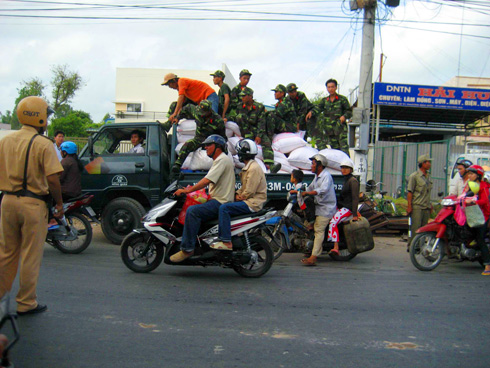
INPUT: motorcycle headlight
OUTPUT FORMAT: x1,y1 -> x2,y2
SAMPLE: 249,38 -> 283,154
441,198 -> 456,206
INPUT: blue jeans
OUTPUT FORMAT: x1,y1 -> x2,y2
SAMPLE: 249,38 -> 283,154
181,199 -> 221,252
218,201 -> 253,242
206,92 -> 219,113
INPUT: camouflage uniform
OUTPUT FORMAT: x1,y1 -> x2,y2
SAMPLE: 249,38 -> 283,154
229,90 -> 274,166
312,94 -> 352,155
229,84 -> 247,116
266,98 -> 297,137
174,101 -> 226,168
285,89 -> 314,131
160,99 -> 196,133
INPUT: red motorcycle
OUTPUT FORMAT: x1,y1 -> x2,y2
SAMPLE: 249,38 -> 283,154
409,195 -> 489,271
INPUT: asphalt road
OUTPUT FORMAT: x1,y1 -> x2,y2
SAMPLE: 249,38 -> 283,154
4,227 -> 490,368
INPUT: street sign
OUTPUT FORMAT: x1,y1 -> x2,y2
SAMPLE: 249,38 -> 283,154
373,82 -> 490,112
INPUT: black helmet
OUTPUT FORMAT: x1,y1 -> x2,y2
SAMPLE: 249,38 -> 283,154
202,134 -> 227,151
456,159 -> 472,169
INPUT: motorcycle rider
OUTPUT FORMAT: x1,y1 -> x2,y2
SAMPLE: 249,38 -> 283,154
449,159 -> 473,196
463,165 -> 490,275
59,141 -> 83,201
0,96 -> 64,316
327,159 -> 359,256
291,154 -> 337,266
171,135 -> 235,262
213,139 -> 267,250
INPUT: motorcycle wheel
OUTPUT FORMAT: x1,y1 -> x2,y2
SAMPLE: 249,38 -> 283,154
258,225 -> 288,261
233,235 -> 273,278
54,212 -> 93,254
121,232 -> 164,273
410,232 -> 444,271
329,248 -> 357,262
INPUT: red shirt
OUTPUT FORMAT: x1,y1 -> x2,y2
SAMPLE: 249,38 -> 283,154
476,181 -> 490,221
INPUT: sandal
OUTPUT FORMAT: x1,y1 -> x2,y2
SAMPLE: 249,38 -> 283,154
329,249 -> 340,256
301,257 -> 316,266
482,270 -> 490,276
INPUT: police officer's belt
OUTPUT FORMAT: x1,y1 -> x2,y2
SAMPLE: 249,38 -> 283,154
4,133 -> 51,203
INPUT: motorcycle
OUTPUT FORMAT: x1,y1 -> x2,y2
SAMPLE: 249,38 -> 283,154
0,293 -> 19,368
264,192 -> 372,261
46,194 -> 98,254
409,194 -> 490,271
120,181 -> 277,278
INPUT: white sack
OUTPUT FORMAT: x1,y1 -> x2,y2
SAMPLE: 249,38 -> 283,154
225,128 -> 234,138
227,137 -> 241,155
188,148 -> 213,171
274,151 -> 294,174
233,155 -> 245,169
177,133 -> 194,144
255,158 -> 267,173
256,144 -> 263,161
177,119 -> 196,135
225,121 -> 241,137
318,149 -> 351,170
272,132 -> 307,154
288,146 -> 319,170
175,142 -> 184,154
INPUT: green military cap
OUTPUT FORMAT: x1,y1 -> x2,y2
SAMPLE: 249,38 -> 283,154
210,70 -> 225,79
286,83 -> 298,92
239,69 -> 252,77
271,84 -> 287,93
197,100 -> 213,115
239,87 -> 254,97
417,154 -> 432,164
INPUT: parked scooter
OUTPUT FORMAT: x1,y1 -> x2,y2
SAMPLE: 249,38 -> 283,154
409,194 -> 490,271
46,194 -> 98,254
264,192 -> 374,261
120,181 -> 277,278
0,293 -> 19,368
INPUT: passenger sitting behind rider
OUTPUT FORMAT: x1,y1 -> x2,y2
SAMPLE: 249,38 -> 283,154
327,160 -> 359,256
290,154 -> 337,266
170,135 -> 235,263
463,165 -> 490,276
213,139 -> 267,250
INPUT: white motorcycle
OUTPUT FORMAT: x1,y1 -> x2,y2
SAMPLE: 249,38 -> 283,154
121,181 -> 277,278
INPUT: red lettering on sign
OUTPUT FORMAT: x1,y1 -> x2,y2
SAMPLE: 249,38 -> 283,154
462,91 -> 477,99
418,88 -> 434,97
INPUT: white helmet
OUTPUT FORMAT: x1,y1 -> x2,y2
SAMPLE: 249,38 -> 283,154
340,160 -> 354,170
236,139 -> 258,158
309,154 -> 328,167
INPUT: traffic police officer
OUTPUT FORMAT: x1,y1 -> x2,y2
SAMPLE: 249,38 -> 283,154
0,96 -> 64,316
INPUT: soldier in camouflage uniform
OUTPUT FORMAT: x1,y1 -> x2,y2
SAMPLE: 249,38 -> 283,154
266,84 -> 297,137
286,83 -> 314,132
312,79 -> 352,155
210,70 -> 231,121
171,100 -> 226,174
159,99 -> 195,133
228,87 -> 281,173
229,69 -> 252,116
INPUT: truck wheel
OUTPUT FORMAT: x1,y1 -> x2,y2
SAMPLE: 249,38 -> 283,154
101,197 -> 146,244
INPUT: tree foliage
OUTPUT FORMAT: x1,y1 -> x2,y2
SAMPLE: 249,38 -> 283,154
9,78 -> 46,129
51,64 -> 84,117
48,110 -> 94,137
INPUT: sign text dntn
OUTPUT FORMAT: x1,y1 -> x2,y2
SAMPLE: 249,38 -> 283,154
373,82 -> 490,112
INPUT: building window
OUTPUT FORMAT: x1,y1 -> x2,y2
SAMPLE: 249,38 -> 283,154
127,103 -> 142,113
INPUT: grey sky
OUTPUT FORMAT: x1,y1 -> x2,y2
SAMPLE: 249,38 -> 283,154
1,0 -> 489,123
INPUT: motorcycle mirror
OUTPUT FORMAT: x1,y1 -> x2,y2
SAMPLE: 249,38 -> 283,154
438,191 -> 444,197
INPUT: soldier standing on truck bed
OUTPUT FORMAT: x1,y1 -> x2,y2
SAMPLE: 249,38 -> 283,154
210,70 -> 231,121
285,83 -> 314,134
228,87 -> 281,174
266,84 -> 297,136
310,78 -> 352,155
171,100 -> 226,176
229,69 -> 252,116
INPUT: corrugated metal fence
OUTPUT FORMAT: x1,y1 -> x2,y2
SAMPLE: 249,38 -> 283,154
370,140 -> 465,200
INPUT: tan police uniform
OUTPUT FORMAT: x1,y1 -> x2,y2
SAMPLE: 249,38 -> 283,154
0,125 -> 63,312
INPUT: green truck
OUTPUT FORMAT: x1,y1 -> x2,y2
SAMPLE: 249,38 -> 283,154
79,122 -> 345,244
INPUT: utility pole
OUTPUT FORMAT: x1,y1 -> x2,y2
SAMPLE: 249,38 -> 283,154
358,2 -> 376,111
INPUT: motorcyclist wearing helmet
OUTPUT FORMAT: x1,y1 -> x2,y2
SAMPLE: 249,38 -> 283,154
449,159 -> 473,196
213,139 -> 267,250
327,159 -> 359,256
170,99 -> 226,177
291,154 -> 337,266
463,165 -> 490,275
59,141 -> 83,201
171,135 -> 236,262
0,96 -> 64,315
